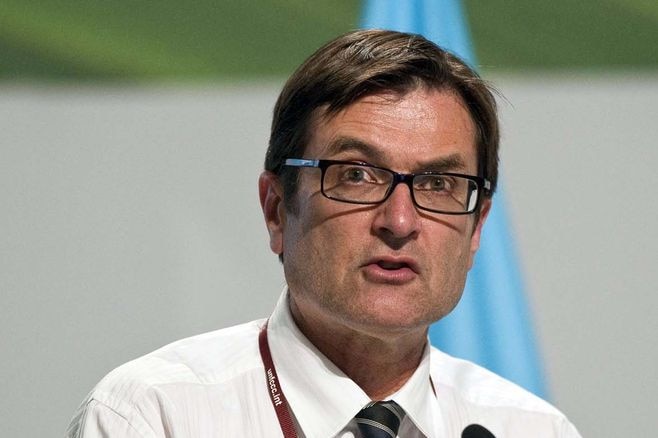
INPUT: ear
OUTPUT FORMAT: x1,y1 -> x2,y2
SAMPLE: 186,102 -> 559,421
259,171 -> 286,255
467,198 -> 492,269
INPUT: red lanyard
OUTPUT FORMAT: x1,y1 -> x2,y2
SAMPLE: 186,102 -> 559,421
259,321 -> 299,438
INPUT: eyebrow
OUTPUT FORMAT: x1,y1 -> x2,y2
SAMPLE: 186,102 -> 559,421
324,137 -> 385,161
323,136 -> 468,172
420,155 -> 467,172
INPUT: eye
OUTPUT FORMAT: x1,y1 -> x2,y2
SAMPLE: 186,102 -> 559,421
430,176 -> 447,191
416,175 -> 454,192
338,165 -> 377,184
344,167 -> 366,182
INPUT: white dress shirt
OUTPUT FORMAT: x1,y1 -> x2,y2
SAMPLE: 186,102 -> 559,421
67,290 -> 582,438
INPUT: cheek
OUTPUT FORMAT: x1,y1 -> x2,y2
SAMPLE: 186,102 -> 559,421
427,226 -> 474,280
282,214 -> 359,306
304,218 -> 357,265
290,211 -> 367,283
283,208 -> 341,264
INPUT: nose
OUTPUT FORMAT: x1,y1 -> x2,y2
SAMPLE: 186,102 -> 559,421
372,182 -> 420,242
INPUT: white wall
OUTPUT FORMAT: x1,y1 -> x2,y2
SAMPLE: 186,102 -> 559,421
495,73 -> 658,436
1,74 -> 656,437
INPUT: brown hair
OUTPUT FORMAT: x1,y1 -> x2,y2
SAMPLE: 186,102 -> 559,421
265,29 -> 499,209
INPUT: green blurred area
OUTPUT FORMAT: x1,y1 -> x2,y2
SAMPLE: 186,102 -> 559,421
0,0 -> 360,81
0,0 -> 656,81
465,0 -> 658,71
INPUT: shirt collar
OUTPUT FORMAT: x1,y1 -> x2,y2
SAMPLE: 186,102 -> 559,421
267,288 -> 441,438
388,344 -> 444,437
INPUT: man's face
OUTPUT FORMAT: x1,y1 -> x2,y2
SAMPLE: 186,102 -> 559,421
260,87 -> 490,338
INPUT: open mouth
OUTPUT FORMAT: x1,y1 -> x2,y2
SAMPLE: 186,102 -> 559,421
366,256 -> 420,274
377,260 -> 411,270
363,257 -> 418,283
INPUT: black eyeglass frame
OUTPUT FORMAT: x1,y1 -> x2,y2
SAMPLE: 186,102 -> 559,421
284,158 -> 491,215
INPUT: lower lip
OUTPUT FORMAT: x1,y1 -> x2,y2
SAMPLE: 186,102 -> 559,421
362,264 -> 417,284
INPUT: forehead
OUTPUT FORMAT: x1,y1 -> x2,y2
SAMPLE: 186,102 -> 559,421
306,88 -> 478,172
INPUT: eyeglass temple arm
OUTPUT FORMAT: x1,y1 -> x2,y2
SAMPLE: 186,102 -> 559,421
284,158 -> 320,168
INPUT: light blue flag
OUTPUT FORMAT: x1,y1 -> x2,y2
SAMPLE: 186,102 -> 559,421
361,0 -> 548,398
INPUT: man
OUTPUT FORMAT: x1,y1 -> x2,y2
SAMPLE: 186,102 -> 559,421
68,30 -> 581,437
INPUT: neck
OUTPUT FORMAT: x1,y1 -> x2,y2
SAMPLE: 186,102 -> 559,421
289,297 -> 427,400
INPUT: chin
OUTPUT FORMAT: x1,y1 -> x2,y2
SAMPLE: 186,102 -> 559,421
346,310 -> 434,335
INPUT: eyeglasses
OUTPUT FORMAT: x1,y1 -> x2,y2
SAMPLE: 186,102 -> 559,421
284,158 -> 491,215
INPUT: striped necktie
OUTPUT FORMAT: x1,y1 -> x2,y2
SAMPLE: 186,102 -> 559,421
355,400 -> 405,438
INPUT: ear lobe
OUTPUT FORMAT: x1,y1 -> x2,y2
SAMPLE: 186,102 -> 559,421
467,198 -> 492,269
259,171 -> 285,255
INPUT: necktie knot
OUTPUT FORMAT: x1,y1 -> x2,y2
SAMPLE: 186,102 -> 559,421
355,400 -> 405,438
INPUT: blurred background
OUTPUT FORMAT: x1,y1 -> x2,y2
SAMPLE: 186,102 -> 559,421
1,1 -> 656,437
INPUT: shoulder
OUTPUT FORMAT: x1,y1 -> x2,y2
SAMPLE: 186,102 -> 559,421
429,346 -> 581,437
69,318 -> 266,436
102,317 -> 265,390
